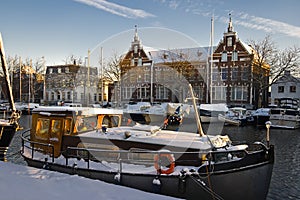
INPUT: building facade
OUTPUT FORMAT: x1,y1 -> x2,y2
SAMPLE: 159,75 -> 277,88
119,27 -> 209,105
119,19 -> 269,108
271,70 -> 300,105
210,15 -> 269,108
44,64 -> 99,106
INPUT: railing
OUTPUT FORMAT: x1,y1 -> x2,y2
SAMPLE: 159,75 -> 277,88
20,130 -> 266,173
21,130 -> 55,163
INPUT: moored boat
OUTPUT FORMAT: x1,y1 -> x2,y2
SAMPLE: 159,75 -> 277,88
20,85 -> 274,200
0,33 -> 21,158
199,103 -> 228,123
269,98 -> 300,129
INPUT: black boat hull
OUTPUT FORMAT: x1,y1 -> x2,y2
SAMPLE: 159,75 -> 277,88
22,145 -> 274,200
23,155 -> 273,200
0,124 -> 17,157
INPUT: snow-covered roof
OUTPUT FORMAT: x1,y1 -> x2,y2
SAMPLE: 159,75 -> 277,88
33,106 -> 123,115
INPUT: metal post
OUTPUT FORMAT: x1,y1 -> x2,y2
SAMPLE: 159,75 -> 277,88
265,121 -> 271,147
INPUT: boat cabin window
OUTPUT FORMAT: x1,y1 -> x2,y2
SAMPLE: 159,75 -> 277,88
64,118 -> 72,135
50,119 -> 62,141
35,118 -> 50,140
101,115 -> 121,128
75,116 -> 98,133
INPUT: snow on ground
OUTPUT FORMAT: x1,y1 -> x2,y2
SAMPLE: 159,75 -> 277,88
0,161 -> 180,200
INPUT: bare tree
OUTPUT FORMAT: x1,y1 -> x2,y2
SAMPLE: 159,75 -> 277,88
249,35 -> 300,107
103,51 -> 122,82
249,35 -> 300,88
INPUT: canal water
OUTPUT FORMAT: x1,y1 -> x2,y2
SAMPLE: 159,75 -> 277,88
5,115 -> 300,200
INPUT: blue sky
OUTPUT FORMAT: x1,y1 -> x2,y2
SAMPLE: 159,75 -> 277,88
1,0 -> 300,66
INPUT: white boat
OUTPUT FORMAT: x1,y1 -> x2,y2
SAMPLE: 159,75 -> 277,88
269,98 -> 300,129
218,107 -> 249,126
252,108 -> 271,126
199,103 -> 228,123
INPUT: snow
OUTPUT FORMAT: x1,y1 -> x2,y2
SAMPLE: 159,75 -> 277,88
0,161 -> 180,200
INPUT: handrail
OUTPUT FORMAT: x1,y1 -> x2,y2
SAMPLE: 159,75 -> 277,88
21,130 -> 55,163
21,130 -> 267,172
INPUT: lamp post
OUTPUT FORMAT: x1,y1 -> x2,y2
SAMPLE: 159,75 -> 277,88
265,121 -> 271,147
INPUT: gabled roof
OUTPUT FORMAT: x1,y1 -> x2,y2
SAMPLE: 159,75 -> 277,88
147,47 -> 211,64
275,71 -> 300,84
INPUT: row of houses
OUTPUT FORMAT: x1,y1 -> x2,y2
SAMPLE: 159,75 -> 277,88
1,16 -> 299,108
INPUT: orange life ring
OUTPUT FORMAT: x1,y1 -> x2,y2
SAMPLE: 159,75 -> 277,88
154,153 -> 175,174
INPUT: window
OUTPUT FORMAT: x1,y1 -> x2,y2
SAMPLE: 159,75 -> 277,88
278,86 -> 284,93
156,85 -> 168,100
212,67 -> 220,81
137,86 -> 149,99
221,67 -> 228,81
231,67 -> 238,80
134,45 -> 138,54
241,67 -> 249,80
64,118 -> 72,135
231,86 -> 248,101
51,92 -> 55,100
50,119 -> 62,141
290,86 -> 296,93
35,118 -> 50,140
57,91 -> 61,100
227,37 -> 232,47
123,87 -> 135,99
212,86 -> 226,101
232,50 -> 238,61
138,57 -> 142,66
221,51 -> 227,62
144,70 -> 150,82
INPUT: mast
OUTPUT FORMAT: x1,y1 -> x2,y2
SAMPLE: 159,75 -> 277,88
188,84 -> 205,137
0,33 -> 19,123
209,15 -> 214,104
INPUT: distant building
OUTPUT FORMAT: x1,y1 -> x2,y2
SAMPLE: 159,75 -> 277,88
119,26 -> 209,105
44,64 -> 99,106
119,17 -> 269,108
210,14 -> 269,108
271,70 -> 300,105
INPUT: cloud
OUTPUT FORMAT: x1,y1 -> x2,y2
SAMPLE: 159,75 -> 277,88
158,0 -> 300,39
231,12 -> 300,39
74,0 -> 155,19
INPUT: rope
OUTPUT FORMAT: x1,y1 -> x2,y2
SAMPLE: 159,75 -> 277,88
189,175 -> 224,200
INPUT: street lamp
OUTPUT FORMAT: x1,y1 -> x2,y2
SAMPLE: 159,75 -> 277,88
265,121 -> 271,147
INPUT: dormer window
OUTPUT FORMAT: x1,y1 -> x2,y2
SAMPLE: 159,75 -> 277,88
134,45 -> 138,54
227,37 -> 232,47
221,51 -> 227,62
131,58 -> 135,66
138,57 -> 142,66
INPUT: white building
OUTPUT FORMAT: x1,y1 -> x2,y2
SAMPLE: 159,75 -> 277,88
271,70 -> 300,105
45,64 -> 100,106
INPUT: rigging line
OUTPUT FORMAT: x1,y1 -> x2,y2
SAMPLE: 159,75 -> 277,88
206,163 -> 216,200
189,175 -> 224,200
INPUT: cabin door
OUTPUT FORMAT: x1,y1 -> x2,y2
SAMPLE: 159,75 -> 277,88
49,118 -> 64,157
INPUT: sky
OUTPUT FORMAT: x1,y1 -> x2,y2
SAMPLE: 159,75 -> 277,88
0,0 -> 300,66
0,161 -> 179,200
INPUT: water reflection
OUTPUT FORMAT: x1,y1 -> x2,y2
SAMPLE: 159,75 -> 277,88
5,115 -> 300,199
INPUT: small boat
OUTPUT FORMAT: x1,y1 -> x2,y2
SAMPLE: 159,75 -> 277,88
199,103 -> 228,123
0,33 -> 21,158
218,107 -> 249,126
20,85 -> 274,200
269,98 -> 300,129
252,108 -> 271,126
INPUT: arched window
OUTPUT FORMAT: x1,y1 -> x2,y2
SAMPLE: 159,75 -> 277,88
221,51 -> 227,62
232,50 -> 238,61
